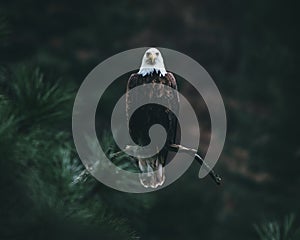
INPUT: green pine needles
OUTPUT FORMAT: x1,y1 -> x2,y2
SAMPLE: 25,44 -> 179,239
254,214 -> 300,240
0,66 -> 139,240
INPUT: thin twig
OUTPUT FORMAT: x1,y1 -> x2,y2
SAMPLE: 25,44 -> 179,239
169,144 -> 222,185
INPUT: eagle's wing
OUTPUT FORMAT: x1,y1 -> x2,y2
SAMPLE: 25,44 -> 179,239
165,72 -> 178,90
126,73 -> 139,125
164,72 -> 179,146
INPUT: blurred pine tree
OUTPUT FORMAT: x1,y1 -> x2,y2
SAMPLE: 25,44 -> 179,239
0,64 -> 140,239
255,214 -> 300,240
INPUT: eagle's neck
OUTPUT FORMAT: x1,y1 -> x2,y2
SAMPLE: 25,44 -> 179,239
138,61 -> 167,77
138,67 -> 167,77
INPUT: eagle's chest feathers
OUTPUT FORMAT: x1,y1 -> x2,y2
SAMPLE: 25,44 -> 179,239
136,73 -> 168,87
134,73 -> 175,101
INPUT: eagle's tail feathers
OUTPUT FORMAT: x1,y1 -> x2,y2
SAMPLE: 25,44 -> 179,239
138,159 -> 165,188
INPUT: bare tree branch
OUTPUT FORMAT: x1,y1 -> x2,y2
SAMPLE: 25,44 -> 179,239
111,144 -> 222,185
168,144 -> 222,185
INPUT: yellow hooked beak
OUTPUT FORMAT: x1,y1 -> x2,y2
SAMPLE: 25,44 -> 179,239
148,53 -> 156,64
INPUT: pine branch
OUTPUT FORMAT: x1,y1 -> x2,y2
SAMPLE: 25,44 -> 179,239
254,214 -> 299,240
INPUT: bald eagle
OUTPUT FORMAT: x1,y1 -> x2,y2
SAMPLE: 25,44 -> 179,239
126,48 -> 179,188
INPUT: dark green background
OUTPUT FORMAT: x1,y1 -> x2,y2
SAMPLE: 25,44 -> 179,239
0,0 -> 299,239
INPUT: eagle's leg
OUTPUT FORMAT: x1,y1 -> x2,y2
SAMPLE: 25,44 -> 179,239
137,156 -> 165,188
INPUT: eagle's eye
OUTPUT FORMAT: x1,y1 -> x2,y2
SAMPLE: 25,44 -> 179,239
155,52 -> 159,56
146,52 -> 151,57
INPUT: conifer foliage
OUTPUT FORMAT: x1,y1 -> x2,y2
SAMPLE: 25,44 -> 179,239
255,215 -> 300,240
0,64 -> 138,239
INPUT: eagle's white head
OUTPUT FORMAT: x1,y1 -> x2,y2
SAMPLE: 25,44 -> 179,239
138,48 -> 167,77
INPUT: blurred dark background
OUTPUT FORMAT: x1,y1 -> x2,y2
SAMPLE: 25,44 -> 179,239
0,0 -> 300,239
